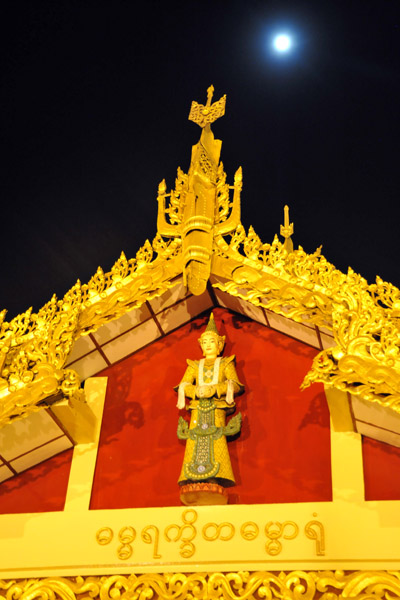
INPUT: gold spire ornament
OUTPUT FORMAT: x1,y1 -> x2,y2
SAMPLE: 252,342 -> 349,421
280,204 -> 294,253
157,86 -> 241,295
188,85 -> 226,128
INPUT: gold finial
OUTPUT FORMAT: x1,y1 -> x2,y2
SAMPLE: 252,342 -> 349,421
206,85 -> 214,106
188,85 -> 226,129
280,205 -> 294,253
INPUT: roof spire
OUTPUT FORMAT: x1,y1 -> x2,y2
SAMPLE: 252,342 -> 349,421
206,84 -> 214,105
280,204 -> 294,253
157,87 -> 241,296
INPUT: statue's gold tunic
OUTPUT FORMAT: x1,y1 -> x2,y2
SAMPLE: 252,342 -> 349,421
177,355 -> 243,486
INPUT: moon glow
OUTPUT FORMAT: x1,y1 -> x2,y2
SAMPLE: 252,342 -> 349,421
273,34 -> 292,52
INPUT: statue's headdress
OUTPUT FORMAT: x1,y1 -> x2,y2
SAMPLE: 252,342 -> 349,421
200,313 -> 225,349
204,312 -> 219,335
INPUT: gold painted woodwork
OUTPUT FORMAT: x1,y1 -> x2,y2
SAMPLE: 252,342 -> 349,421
0,238 -> 181,431
1,87 -> 400,434
1,571 -> 400,600
157,85 -> 241,295
212,229 -> 400,414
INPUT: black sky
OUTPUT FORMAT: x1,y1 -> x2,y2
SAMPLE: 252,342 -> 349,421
2,0 -> 399,319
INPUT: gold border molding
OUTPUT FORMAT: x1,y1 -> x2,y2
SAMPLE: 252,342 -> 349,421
1,571 -> 400,600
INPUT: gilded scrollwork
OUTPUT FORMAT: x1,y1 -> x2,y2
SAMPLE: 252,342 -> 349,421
188,84 -> 226,129
0,279 -> 85,426
0,228 -> 182,428
2,85 -> 400,432
213,221 -> 400,415
1,572 -> 400,600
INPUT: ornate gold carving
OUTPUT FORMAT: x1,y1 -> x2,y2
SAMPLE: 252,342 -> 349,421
213,222 -> 400,415
0,282 -> 85,427
164,509 -> 198,558
2,86 -> 400,436
0,232 -> 181,428
188,85 -> 226,128
157,87 -> 241,295
1,572 -> 400,600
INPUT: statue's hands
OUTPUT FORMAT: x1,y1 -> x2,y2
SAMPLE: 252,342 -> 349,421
196,384 -> 216,398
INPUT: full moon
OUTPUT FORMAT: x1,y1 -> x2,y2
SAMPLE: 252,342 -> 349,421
273,34 -> 292,52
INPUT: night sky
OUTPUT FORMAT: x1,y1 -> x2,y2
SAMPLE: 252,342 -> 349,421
2,1 -> 399,319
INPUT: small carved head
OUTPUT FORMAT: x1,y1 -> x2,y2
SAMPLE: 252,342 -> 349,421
198,313 -> 225,358
199,331 -> 225,358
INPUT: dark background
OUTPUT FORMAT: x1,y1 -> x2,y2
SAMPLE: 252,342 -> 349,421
2,0 -> 399,319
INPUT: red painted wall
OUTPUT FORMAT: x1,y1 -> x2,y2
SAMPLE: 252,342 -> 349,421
0,449 -> 73,514
363,436 -> 400,500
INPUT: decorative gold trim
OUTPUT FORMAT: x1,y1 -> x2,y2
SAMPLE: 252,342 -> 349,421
1,571 -> 400,600
0,237 -> 181,429
1,87 -> 400,430
212,226 -> 400,414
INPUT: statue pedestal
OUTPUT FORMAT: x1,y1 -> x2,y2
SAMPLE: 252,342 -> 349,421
179,482 -> 229,506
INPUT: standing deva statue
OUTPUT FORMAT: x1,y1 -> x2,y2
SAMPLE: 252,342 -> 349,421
176,313 -> 244,505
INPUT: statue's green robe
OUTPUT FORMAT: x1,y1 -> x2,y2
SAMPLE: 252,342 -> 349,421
176,355 -> 244,486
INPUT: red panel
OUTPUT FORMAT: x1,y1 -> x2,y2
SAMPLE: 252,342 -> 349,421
363,436 -> 400,500
90,308 -> 332,508
0,449 -> 73,514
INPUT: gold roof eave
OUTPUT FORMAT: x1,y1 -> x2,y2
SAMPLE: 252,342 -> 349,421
1,87 -> 400,428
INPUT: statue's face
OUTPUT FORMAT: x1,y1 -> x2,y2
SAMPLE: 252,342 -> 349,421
199,332 -> 221,359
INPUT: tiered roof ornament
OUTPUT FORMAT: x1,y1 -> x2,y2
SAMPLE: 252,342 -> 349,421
157,85 -> 241,295
0,86 -> 400,445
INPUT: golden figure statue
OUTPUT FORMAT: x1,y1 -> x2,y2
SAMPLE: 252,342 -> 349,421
176,314 -> 244,505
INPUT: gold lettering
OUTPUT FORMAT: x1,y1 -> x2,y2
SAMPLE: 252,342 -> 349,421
305,520 -> 325,556
202,522 -> 235,541
142,525 -> 161,559
164,509 -> 197,558
240,521 -> 259,541
95,527 -> 113,545
117,526 -> 136,561
264,521 -> 299,556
